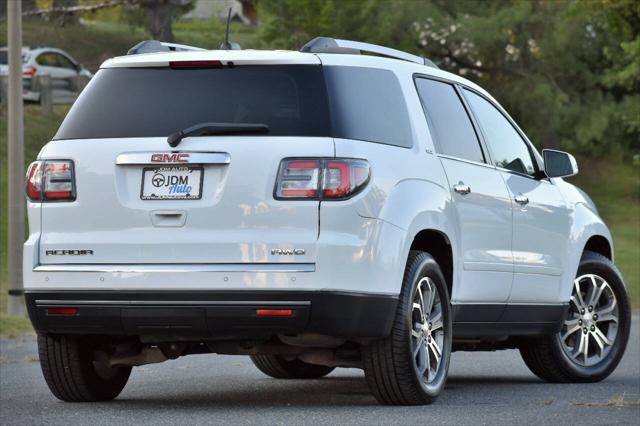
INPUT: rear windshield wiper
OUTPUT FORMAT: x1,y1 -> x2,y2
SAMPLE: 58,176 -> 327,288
167,122 -> 269,147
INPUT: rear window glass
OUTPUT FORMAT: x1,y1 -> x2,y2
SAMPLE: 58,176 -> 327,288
324,66 -> 413,148
0,51 -> 6,64
54,66 -> 331,140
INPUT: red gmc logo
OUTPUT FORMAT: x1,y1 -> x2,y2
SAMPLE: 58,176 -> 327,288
150,153 -> 190,163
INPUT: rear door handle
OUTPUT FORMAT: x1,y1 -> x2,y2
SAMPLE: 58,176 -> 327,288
453,184 -> 471,195
514,194 -> 529,205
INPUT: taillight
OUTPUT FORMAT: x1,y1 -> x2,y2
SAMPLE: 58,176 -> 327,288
25,161 -> 43,200
275,158 -> 369,200
26,160 -> 76,202
22,65 -> 36,77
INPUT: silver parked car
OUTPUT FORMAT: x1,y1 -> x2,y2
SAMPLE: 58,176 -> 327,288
0,46 -> 92,103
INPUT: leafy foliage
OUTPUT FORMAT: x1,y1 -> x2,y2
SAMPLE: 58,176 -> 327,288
259,0 -> 639,155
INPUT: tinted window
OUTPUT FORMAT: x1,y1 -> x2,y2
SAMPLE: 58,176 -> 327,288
415,78 -> 484,162
54,66 -> 330,140
36,53 -> 58,67
325,66 -> 413,148
55,54 -> 76,70
464,89 -> 536,176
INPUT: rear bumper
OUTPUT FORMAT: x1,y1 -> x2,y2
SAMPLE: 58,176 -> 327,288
25,290 -> 398,340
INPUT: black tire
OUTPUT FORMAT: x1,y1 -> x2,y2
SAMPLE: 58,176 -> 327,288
362,250 -> 452,405
250,354 -> 335,379
519,251 -> 631,383
38,333 -> 132,402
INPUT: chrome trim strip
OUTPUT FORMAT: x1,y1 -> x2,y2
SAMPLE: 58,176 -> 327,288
513,264 -> 563,276
437,154 -> 495,170
34,263 -> 316,273
116,152 -> 231,166
36,300 -> 311,307
463,261 -> 513,273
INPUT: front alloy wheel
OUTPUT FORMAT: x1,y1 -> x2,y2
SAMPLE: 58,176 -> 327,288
519,251 -> 631,383
559,274 -> 619,367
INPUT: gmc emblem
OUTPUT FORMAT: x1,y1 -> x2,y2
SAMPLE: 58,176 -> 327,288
151,153 -> 190,163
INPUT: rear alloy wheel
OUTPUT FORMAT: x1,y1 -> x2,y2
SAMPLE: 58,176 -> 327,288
411,277 -> 446,384
362,251 -> 452,405
520,251 -> 631,382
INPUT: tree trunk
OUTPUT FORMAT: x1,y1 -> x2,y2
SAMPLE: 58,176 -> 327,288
52,0 -> 80,26
146,0 -> 176,42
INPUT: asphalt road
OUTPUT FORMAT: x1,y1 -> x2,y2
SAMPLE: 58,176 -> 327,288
1,318 -> 638,425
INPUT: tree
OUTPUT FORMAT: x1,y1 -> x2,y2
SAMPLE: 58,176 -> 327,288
257,0 -> 638,155
133,0 -> 195,42
414,0 -> 639,154
52,0 -> 80,26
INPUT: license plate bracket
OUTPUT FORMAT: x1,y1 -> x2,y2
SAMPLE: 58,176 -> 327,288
140,166 -> 203,200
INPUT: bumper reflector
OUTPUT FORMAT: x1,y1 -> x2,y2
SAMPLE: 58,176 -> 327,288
46,307 -> 78,316
256,309 -> 293,317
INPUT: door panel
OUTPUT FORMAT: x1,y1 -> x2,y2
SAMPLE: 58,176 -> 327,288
501,173 -> 571,302
440,158 -> 514,305
414,77 -> 513,312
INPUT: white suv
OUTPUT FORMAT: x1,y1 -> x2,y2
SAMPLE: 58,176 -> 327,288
23,38 -> 631,405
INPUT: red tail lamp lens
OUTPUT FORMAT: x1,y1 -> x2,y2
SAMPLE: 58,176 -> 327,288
22,66 -> 36,76
275,158 -> 370,200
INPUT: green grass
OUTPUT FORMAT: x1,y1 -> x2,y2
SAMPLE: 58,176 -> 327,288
0,19 -> 142,72
0,314 -> 34,337
0,18 -> 258,73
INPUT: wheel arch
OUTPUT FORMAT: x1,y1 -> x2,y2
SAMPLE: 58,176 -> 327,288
582,235 -> 612,261
560,204 -> 614,302
409,229 -> 454,298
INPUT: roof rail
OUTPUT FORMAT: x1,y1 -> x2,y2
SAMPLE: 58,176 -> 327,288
300,37 -> 439,69
127,40 -> 205,56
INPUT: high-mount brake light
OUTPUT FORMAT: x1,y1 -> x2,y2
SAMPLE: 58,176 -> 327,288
169,60 -> 223,69
26,160 -> 76,202
275,158 -> 370,200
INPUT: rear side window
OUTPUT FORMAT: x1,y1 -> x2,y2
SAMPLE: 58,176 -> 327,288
415,78 -> 484,163
463,89 -> 537,176
324,66 -> 413,148
54,66 -> 331,140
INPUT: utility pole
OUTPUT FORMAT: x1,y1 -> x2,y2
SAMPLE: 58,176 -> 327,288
7,0 -> 25,316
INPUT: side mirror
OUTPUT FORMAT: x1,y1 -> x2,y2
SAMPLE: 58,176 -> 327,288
542,149 -> 578,178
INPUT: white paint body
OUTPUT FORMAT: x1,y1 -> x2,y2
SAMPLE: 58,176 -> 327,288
23,48 -> 613,314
